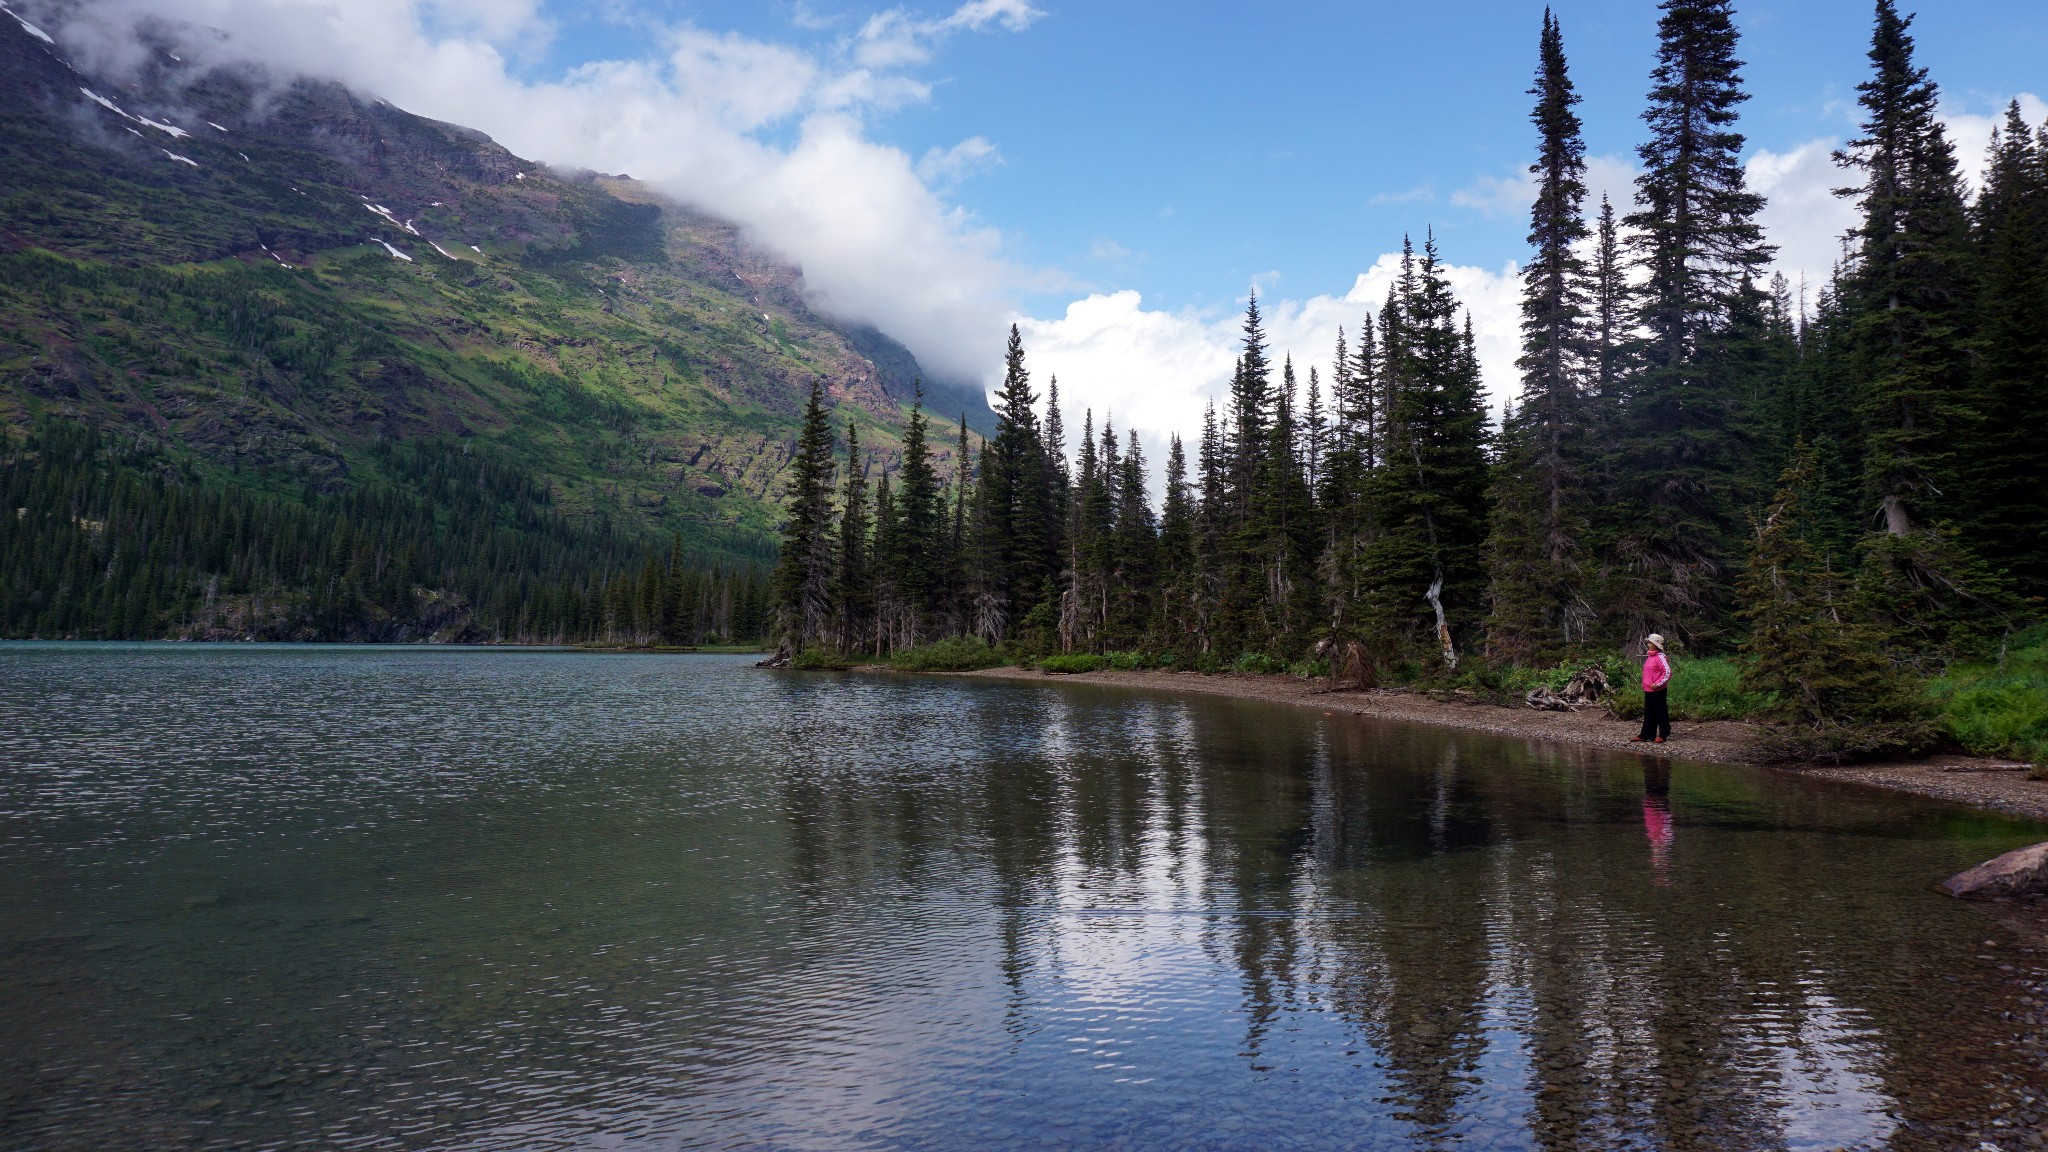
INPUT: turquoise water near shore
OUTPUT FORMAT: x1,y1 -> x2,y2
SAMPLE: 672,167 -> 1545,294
3,643 -> 2045,1150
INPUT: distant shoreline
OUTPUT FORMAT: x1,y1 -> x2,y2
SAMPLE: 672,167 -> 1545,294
930,664 -> 2048,823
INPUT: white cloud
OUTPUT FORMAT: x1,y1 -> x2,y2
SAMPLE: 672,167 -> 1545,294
915,135 -> 999,184
1450,169 -> 1534,220
1746,138 -> 1860,295
1940,93 -> 2048,197
33,0 -> 1033,385
1087,237 -> 1132,263
1583,153 -> 1637,217
854,0 -> 1041,68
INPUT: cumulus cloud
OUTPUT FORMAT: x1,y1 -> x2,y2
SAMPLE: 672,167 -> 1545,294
28,0 -> 1032,384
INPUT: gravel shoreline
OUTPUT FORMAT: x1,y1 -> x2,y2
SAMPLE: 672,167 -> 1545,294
938,664 -> 2048,824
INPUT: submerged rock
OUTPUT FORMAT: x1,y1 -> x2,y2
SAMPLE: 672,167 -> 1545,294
1942,841 -> 2048,898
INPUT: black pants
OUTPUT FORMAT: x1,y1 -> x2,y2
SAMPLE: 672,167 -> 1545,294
1640,688 -> 1671,741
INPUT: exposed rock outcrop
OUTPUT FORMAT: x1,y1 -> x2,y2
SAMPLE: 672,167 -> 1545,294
1942,841 -> 2048,899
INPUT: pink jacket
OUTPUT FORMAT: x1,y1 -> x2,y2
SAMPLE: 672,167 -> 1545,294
1642,650 -> 1671,693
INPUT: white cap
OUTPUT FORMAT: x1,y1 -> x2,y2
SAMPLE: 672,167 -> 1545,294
1646,633 -> 1665,651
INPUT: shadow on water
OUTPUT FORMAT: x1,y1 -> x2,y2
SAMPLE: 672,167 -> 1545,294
1,644 -> 2044,1150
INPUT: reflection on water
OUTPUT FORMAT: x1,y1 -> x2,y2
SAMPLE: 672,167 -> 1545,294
2,644 -> 2045,1151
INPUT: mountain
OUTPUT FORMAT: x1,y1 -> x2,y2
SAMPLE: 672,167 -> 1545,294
0,9 -> 989,639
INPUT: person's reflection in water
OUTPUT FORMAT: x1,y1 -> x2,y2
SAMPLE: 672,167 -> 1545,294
1642,759 -> 1674,884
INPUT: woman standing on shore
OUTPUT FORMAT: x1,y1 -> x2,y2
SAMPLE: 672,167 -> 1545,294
1634,634 -> 1672,744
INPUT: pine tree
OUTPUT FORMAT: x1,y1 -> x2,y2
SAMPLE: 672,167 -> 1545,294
1485,8 -> 1594,661
1228,293 -> 1274,516
1607,0 -> 1773,648
832,420 -> 872,654
1589,195 -> 1630,412
893,387 -> 943,644
1302,366 -> 1327,496
978,325 -> 1058,637
1834,0 -> 1975,540
1109,429 -> 1158,647
870,471 -> 899,653
1158,433 -> 1195,642
1738,448 -> 1931,760
1968,102 -> 2048,596
769,381 -> 837,654
1189,402 -> 1226,655
1359,236 -> 1493,671
1249,356 -> 1319,649
1483,402 -> 1550,664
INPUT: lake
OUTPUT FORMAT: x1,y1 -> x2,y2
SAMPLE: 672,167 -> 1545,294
3,644 -> 2045,1150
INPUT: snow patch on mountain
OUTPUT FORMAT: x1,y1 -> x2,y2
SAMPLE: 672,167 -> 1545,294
162,150 -> 197,167
4,6 -> 55,45
371,239 -> 413,262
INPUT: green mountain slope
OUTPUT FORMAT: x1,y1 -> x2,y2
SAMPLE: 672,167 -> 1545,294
0,14 -> 986,639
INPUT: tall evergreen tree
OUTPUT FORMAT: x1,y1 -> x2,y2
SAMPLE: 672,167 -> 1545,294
1109,429 -> 1158,647
769,381 -> 837,654
1588,195 -> 1630,410
1486,8 -> 1595,660
1359,236 -> 1493,670
1737,448 -> 1930,760
1607,0 -> 1773,648
832,420 -> 872,653
1227,293 -> 1274,515
893,387 -> 943,644
1158,433 -> 1195,641
1833,0 -> 1975,539
1967,102 -> 2048,595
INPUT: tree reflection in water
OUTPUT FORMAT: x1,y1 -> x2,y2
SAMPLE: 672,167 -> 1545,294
3,650 -> 2043,1151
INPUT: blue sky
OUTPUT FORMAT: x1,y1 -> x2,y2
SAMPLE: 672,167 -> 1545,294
532,0 -> 2047,320
53,0 -> 2047,437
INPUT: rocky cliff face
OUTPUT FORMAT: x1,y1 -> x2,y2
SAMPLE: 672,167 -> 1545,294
0,11 -> 986,559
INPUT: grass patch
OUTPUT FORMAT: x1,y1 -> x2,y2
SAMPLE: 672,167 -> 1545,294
790,649 -> 854,671
1928,626 -> 2048,774
1603,655 -> 1767,722
887,637 -> 1004,672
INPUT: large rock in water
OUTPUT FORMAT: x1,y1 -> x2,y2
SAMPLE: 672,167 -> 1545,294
1942,842 -> 2048,898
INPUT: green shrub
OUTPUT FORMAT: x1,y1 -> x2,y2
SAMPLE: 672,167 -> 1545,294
1928,627 -> 2048,767
1233,652 -> 1289,675
1288,657 -> 1332,679
790,649 -> 854,671
1040,652 -> 1109,675
888,636 -> 1004,672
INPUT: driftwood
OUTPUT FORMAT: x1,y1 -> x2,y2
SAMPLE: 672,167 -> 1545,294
1524,665 -> 1611,711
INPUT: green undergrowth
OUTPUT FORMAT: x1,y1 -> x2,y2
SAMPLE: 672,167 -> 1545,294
1928,626 -> 2048,775
887,637 -> 1007,672
1603,656 -> 1766,722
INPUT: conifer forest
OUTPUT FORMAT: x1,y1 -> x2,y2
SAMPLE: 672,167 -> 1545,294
768,0 -> 2048,753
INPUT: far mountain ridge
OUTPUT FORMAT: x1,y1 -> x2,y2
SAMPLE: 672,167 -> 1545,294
0,9 -> 990,569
